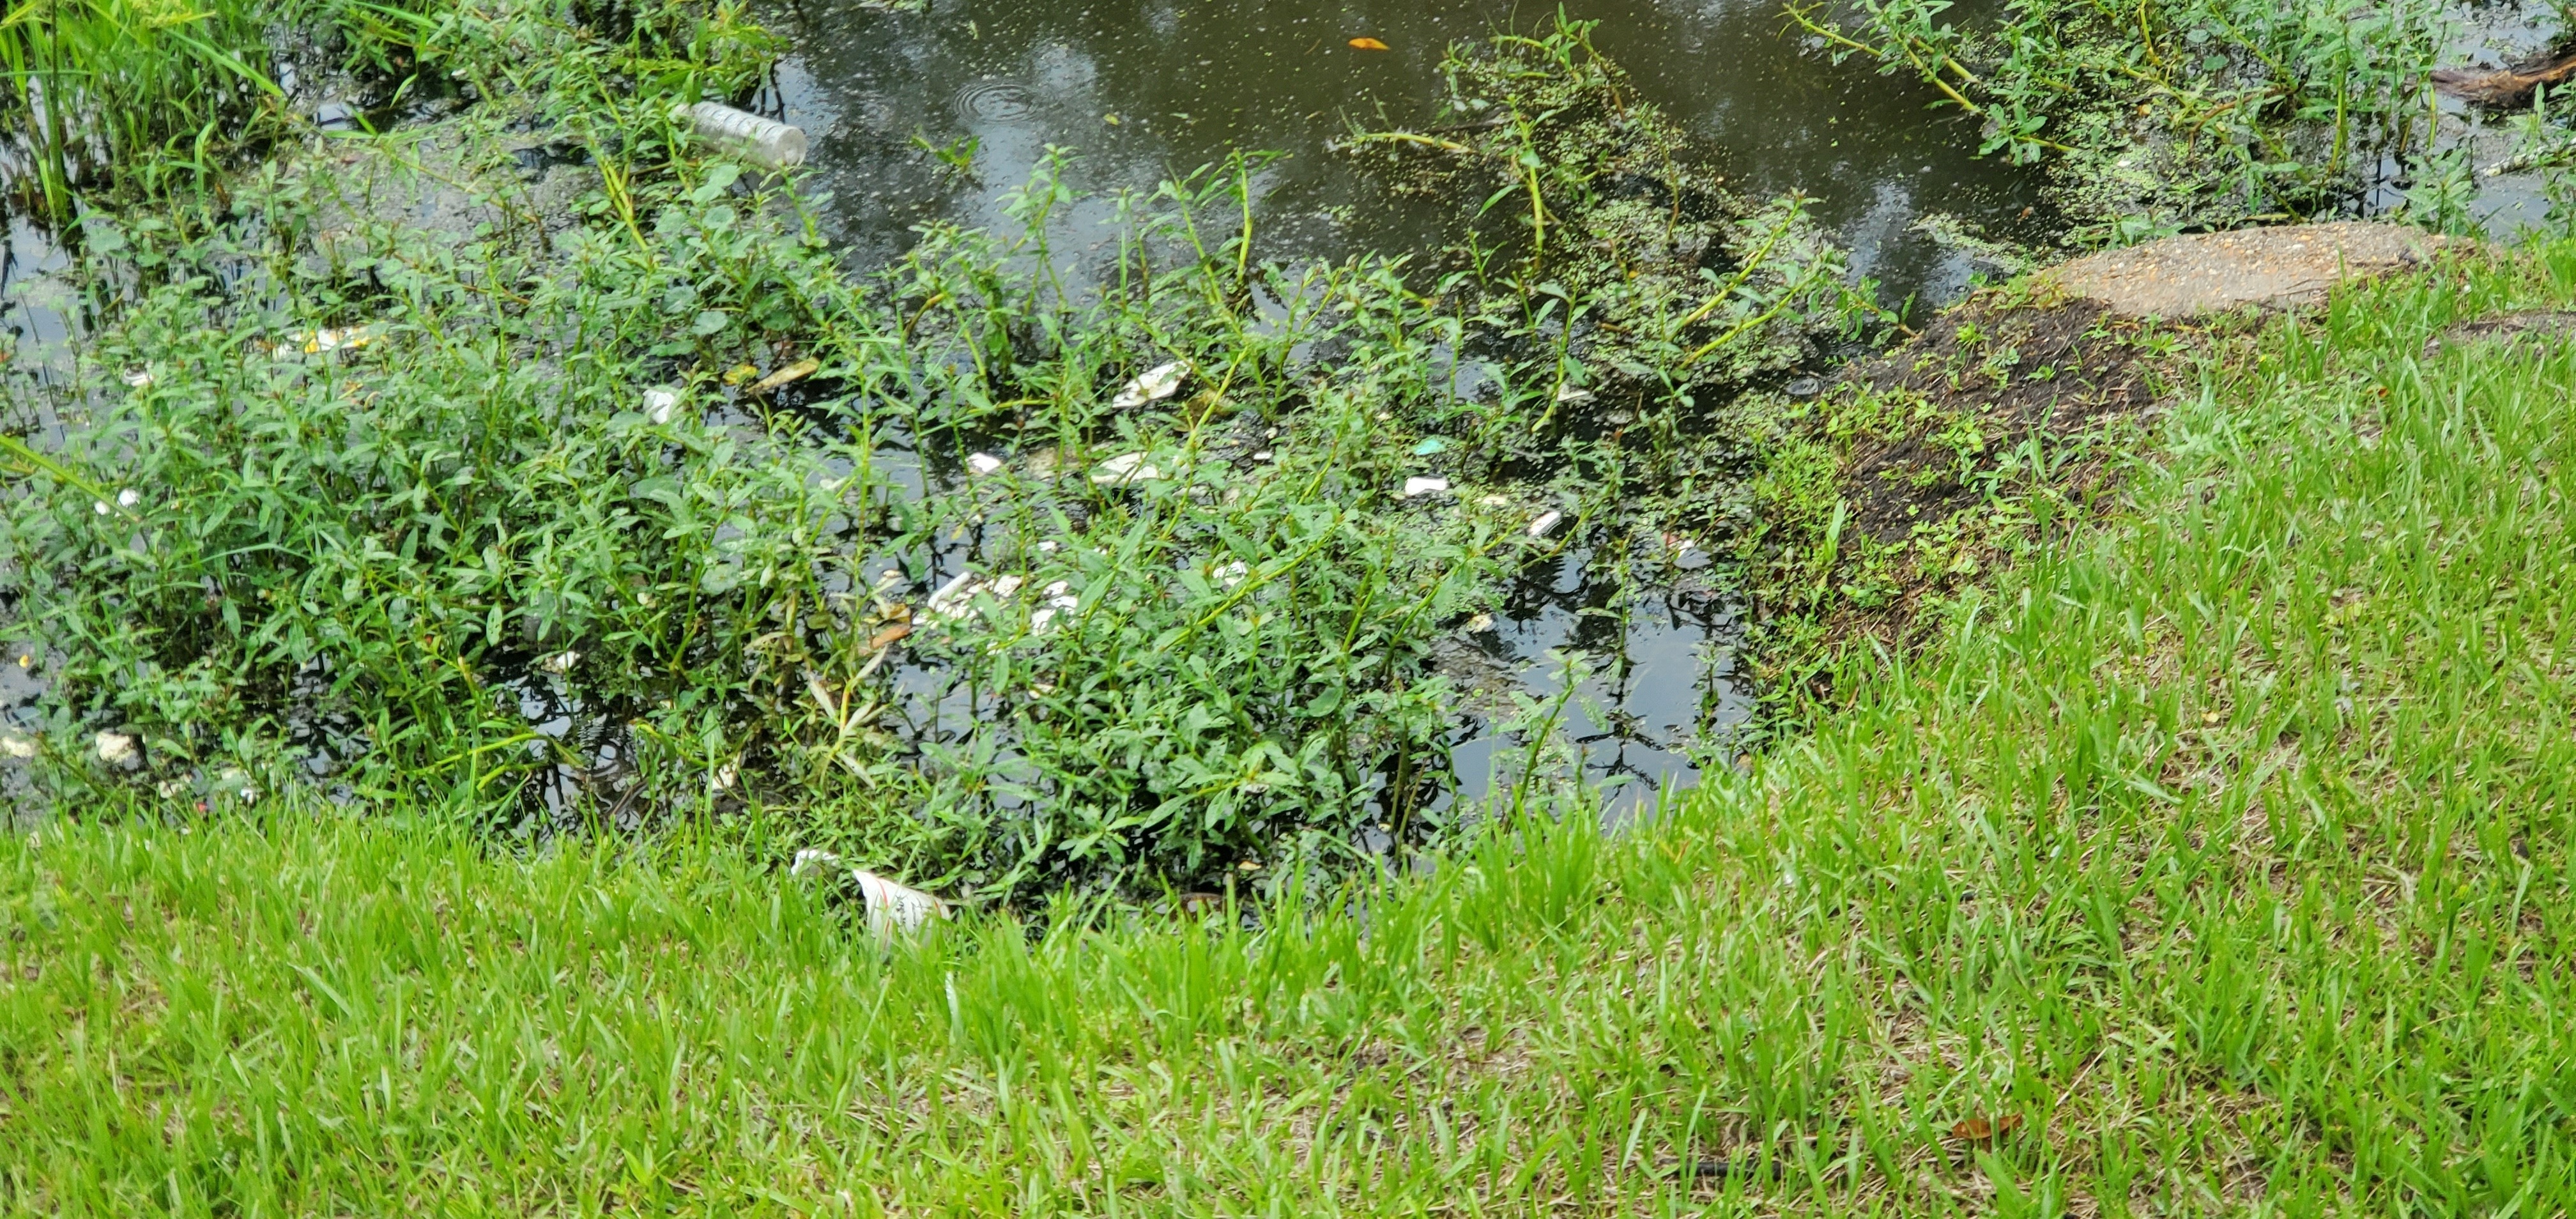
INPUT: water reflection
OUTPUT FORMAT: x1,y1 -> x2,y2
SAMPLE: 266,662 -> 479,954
764,0 -> 2057,307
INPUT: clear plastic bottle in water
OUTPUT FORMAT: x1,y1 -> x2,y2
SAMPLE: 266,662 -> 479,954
677,102 -> 808,171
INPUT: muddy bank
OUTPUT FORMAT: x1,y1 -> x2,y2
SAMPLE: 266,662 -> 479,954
1735,222 -> 2467,697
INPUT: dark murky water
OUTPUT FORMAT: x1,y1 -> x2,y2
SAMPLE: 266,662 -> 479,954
764,0 -> 2057,307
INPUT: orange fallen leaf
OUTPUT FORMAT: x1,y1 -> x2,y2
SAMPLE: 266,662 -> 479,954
868,622 -> 913,651
1950,1114 -> 2023,1142
1348,36 -> 1389,50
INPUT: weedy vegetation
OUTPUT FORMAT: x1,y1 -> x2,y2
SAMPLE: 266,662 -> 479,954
10,241 -> 2576,1213
1788,0 -> 2452,241
1,12 -> 1871,901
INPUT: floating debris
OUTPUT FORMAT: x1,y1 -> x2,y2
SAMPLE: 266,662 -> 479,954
926,571 -> 987,620
748,358 -> 820,395
0,732 -> 35,759
1528,509 -> 1564,538
1554,383 -> 1593,404
287,324 -> 383,355
1213,560 -> 1250,588
641,387 -> 680,424
1411,436 -> 1448,456
537,650 -> 580,675
1091,452 -> 1163,485
1400,476 -> 1450,498
95,731 -> 137,765
1348,36 -> 1390,50
1030,581 -> 1080,633
965,452 -> 1006,476
1111,360 -> 1191,409
121,369 -> 153,388
678,101 -> 809,171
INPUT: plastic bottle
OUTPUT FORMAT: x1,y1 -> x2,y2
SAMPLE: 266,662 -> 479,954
678,102 -> 808,171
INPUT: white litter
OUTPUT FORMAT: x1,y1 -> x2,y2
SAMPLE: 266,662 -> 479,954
1111,360 -> 1191,409
121,369 -> 153,388
1252,450 -> 1275,461
642,387 -> 680,425
95,731 -> 137,765
1213,560 -> 1250,588
1554,383 -> 1593,404
966,452 -> 1006,476
678,101 -> 808,171
852,868 -> 949,936
118,488 -> 139,509
1030,581 -> 1080,634
1090,452 -> 1163,486
789,847 -> 842,876
926,570 -> 986,620
1400,477 -> 1451,498
1528,510 -> 1563,538
537,650 -> 580,675
0,732 -> 35,759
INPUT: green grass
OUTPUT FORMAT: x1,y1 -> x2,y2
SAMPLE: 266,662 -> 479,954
9,242 -> 2576,1213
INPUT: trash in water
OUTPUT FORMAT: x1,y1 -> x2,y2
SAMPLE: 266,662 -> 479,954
965,452 -> 1005,476
287,324 -> 383,355
1111,360 -> 1191,409
642,387 -> 680,424
0,732 -> 35,759
1465,611 -> 1494,632
95,731 -> 137,765
749,358 -> 820,395
678,101 -> 809,171
1252,449 -> 1275,461
1348,36 -> 1390,50
1030,581 -> 1080,633
1554,383 -> 1593,404
121,369 -> 153,388
1400,476 -> 1450,498
1091,452 -> 1163,485
537,650 -> 580,675
1528,509 -> 1564,538
1411,436 -> 1448,456
1213,560 -> 1250,588
1784,376 -> 1824,399
926,571 -> 987,620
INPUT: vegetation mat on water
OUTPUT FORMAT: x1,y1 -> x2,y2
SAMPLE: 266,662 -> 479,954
10,238 -> 2576,1214
1789,0 -> 2453,241
0,14 -> 1872,901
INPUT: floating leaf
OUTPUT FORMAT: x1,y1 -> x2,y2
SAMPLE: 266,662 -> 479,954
749,357 -> 820,394
1348,36 -> 1390,50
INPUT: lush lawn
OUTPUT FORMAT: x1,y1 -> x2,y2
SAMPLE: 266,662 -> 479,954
10,243 -> 2576,1215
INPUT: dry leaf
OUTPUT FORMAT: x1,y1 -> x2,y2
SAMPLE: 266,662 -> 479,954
868,622 -> 913,651
1348,36 -> 1390,50
1950,1114 -> 2023,1142
749,357 -> 821,394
